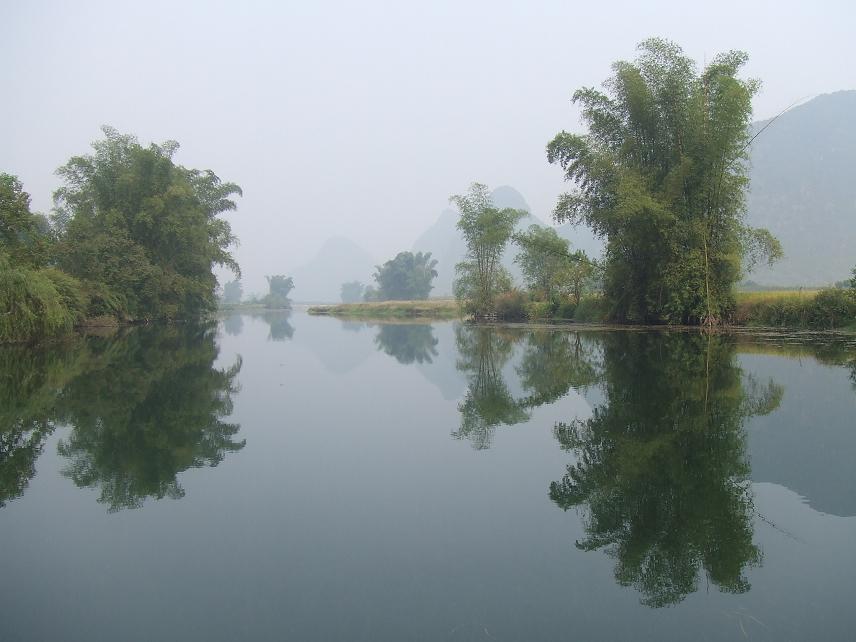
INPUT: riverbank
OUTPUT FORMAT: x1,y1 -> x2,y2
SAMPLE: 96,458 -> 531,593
307,299 -> 459,319
303,289 -> 856,333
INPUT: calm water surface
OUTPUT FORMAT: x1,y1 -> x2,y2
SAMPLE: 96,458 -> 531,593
1,312 -> 855,641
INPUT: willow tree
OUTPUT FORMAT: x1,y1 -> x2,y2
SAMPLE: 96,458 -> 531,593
547,39 -> 781,324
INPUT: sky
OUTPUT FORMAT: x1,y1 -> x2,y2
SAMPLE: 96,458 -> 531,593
2,0 -> 854,294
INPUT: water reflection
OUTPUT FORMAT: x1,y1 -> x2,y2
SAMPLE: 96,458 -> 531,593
549,333 -> 781,607
453,325 -> 528,449
0,345 -> 84,506
222,313 -> 244,336
374,324 -> 439,364
0,325 -> 243,511
259,311 -> 295,341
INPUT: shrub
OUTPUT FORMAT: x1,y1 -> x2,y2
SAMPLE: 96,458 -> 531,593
494,289 -> 527,321
554,299 -> 577,320
525,301 -> 553,321
0,259 -> 86,343
573,295 -> 609,322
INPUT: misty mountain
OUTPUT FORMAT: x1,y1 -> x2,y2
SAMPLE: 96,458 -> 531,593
746,90 -> 856,286
289,236 -> 376,303
413,185 -> 604,296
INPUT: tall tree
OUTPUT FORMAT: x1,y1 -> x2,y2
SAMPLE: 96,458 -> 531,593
547,39 -> 781,324
53,126 -> 241,320
452,183 -> 526,317
372,251 -> 438,300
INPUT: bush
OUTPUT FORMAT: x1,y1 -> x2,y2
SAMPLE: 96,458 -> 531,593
0,259 -> 86,343
573,295 -> 609,322
525,301 -> 553,321
554,299 -> 577,320
494,290 -> 527,321
736,288 -> 856,329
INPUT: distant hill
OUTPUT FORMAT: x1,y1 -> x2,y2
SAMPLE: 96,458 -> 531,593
746,90 -> 856,286
289,236 -> 376,303
413,185 -> 604,296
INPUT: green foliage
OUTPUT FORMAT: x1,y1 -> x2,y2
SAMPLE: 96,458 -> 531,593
221,279 -> 243,305
53,126 -> 241,321
494,289 -> 527,321
525,300 -> 553,321
514,225 -> 571,299
0,173 -> 49,267
550,332 -> 779,606
372,251 -> 438,301
340,281 -> 365,303
547,39 -> 780,325
735,288 -> 856,329
452,183 -> 526,317
0,257 -> 86,343
572,295 -> 609,322
264,275 -> 294,309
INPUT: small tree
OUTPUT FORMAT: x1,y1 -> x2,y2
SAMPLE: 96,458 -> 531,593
452,183 -> 526,317
264,275 -> 294,309
340,281 -> 366,303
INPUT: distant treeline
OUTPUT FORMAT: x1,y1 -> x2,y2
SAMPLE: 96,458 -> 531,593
1,127 -> 241,343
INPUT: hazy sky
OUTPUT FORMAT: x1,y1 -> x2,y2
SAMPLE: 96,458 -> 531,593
2,0 -> 854,294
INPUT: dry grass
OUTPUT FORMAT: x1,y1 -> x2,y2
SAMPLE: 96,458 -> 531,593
307,298 -> 460,319
734,289 -> 820,305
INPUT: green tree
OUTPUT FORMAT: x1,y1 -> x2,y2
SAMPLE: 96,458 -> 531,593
549,332 -> 782,606
340,281 -> 365,303
53,126 -> 241,320
264,275 -> 294,309
452,183 -> 526,318
372,251 -> 438,301
513,224 -> 571,300
221,279 -> 243,305
547,39 -> 781,325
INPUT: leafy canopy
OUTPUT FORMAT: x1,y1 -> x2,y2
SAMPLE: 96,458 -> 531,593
53,126 -> 241,320
372,251 -> 438,301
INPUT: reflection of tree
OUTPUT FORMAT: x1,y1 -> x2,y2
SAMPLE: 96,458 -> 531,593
222,313 -> 244,336
260,311 -> 294,341
516,331 -> 601,408
0,345 -> 88,506
453,325 -> 527,449
54,325 -> 244,512
550,332 -> 783,607
374,324 -> 439,364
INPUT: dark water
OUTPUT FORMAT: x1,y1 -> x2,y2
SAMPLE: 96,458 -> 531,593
1,312 -> 855,641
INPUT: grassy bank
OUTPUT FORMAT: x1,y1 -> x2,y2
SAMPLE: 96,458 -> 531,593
308,299 -> 460,319
734,288 -> 856,331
